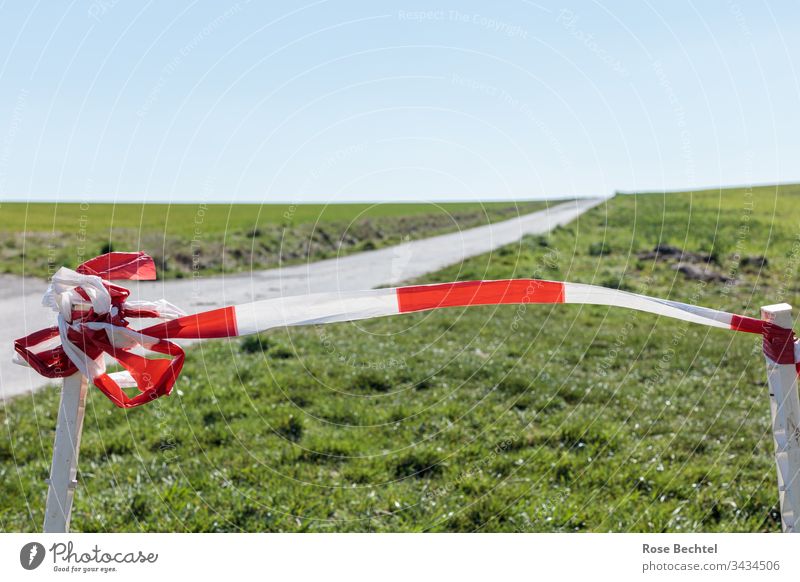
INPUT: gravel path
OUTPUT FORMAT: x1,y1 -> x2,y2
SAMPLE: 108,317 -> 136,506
1,197 -> 605,400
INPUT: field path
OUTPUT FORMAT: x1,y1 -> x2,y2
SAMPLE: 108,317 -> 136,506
1,197 -> 604,399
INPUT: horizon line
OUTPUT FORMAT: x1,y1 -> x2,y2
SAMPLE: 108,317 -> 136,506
1,179 -> 798,205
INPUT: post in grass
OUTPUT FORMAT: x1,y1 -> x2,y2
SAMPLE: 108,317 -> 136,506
43,373 -> 88,533
761,303 -> 800,533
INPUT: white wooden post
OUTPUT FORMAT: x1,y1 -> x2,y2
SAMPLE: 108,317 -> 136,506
761,303 -> 800,533
43,373 -> 88,533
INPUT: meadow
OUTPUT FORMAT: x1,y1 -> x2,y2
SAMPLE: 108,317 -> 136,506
0,200 -> 549,279
2,183 -> 799,532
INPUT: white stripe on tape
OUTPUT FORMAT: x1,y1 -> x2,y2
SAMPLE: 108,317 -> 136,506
234,288 -> 399,336
563,283 -> 732,329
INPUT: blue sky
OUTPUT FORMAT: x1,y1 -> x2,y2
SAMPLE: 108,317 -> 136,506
0,1 -> 798,203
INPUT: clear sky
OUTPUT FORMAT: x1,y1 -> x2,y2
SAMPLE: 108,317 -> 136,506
0,1 -> 798,203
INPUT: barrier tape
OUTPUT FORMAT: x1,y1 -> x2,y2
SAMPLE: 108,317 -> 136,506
13,252 -> 800,408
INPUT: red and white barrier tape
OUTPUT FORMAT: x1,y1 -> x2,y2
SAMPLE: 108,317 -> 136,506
13,252 -> 799,408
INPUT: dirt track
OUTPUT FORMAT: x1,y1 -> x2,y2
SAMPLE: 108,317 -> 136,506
0,197 -> 605,400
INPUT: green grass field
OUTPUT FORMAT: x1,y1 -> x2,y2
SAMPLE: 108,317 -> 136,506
0,200 -> 550,279
2,184 -> 799,532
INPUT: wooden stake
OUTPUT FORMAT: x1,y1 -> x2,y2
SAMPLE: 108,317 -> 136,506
43,373 -> 88,533
761,303 -> 800,532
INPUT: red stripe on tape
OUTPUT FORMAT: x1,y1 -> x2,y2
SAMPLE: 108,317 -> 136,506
141,306 -> 238,339
730,314 -> 766,334
76,251 -> 157,281
397,279 -> 564,313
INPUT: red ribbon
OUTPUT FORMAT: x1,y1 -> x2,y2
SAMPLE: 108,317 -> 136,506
14,252 -> 185,408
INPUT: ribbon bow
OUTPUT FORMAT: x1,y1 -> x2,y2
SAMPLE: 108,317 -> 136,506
14,252 -> 800,409
14,252 -> 189,408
